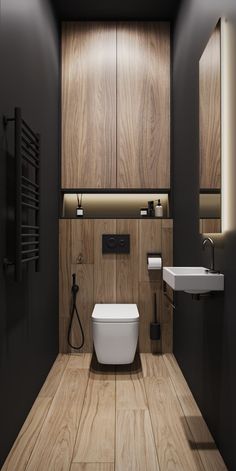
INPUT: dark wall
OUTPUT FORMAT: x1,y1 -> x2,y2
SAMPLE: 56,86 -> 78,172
0,0 -> 59,466
173,0 -> 236,469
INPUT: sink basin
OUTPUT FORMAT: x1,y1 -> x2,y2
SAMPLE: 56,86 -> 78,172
163,266 -> 224,294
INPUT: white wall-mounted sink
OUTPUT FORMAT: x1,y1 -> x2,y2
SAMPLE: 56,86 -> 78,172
163,267 -> 224,294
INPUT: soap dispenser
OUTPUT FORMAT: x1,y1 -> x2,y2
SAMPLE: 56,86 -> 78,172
155,199 -> 163,218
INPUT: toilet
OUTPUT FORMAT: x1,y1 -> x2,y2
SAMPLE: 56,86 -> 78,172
92,304 -> 139,365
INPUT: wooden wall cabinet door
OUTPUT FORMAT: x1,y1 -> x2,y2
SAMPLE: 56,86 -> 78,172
117,22 -> 170,188
62,22 -> 117,188
62,22 -> 170,190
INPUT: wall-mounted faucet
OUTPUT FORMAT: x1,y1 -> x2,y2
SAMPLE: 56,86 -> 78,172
202,237 -> 217,273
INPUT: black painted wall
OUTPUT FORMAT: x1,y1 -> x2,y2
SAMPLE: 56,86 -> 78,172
0,0 -> 59,465
173,0 -> 236,469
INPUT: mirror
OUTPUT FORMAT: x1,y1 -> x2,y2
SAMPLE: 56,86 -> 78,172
199,20 -> 221,233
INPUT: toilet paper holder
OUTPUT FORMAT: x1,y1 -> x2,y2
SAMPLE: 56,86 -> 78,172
147,253 -> 162,269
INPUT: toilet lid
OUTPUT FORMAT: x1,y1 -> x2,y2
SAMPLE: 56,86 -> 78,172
92,304 -> 139,323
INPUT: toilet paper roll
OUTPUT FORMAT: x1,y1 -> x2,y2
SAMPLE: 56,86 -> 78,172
148,257 -> 162,270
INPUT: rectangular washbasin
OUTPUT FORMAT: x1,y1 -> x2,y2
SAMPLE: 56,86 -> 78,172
163,266 -> 224,293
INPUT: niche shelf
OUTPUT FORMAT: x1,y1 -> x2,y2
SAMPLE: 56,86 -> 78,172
60,189 -> 171,219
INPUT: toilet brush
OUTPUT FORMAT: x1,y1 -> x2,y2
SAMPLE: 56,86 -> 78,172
150,292 -> 161,340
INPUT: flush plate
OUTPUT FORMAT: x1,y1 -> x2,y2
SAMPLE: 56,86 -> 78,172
102,234 -> 130,254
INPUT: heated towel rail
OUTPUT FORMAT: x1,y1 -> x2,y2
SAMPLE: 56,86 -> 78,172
3,108 -> 41,281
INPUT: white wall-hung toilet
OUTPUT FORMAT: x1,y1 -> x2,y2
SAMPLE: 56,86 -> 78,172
92,304 -> 139,365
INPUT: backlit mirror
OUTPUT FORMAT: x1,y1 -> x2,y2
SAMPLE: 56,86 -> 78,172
199,20 -> 221,233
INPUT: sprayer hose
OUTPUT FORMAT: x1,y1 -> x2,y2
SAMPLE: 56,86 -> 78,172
67,291 -> 85,350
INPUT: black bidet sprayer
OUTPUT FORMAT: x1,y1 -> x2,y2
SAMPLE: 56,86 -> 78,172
67,273 -> 85,350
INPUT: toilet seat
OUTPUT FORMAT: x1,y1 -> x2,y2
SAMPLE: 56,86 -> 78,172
92,303 -> 139,323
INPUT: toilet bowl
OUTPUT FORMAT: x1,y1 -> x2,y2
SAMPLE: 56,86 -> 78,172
92,303 -> 139,365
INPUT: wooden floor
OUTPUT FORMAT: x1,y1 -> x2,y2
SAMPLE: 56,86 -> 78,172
2,353 -> 227,471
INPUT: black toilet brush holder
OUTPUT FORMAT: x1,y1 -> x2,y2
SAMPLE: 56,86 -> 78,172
150,292 -> 161,340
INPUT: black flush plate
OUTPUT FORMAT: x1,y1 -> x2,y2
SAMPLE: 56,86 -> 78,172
102,234 -> 130,254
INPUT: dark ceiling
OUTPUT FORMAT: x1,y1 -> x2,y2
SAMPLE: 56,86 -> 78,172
50,0 -> 181,21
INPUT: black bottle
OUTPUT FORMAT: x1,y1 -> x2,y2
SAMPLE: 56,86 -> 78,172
147,201 -> 154,217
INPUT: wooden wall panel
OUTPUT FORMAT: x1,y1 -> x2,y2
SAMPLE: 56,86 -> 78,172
116,220 -> 139,303
200,219 -> 221,233
59,220 -> 71,318
161,220 -> 173,353
71,219 -> 94,264
59,219 -> 173,354
62,23 -> 116,188
199,24 -> 221,189
139,219 -> 162,282
117,22 -> 170,188
94,220 -> 116,303
70,264 -> 94,353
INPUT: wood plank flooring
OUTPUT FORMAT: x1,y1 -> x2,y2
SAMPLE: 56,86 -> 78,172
2,354 -> 227,471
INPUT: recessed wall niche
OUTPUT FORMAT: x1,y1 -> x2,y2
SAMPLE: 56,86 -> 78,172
61,192 -> 170,219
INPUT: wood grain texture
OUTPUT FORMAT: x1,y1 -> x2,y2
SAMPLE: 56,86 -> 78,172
143,356 -> 205,471
2,397 -> 52,471
59,219 -> 173,354
94,219 -> 116,303
200,23 -> 221,189
71,220 -> 94,264
62,22 -> 116,188
59,220 -> 71,319
69,264 -> 94,353
67,353 -> 92,370
163,354 -> 227,471
116,410 -> 160,471
72,379 -> 115,463
26,367 -> 89,471
117,22 -> 170,188
140,353 -> 169,378
201,218 -> 221,233
161,219 -> 173,267
139,219 -> 162,282
39,354 -> 69,398
161,219 -> 173,353
116,367 -> 148,410
71,464 -> 114,471
4,354 -> 226,470
116,219 -> 139,303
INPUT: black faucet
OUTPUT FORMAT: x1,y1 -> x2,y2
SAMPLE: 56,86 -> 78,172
202,237 -> 217,273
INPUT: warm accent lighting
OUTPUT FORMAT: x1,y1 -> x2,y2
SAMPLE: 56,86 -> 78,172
221,17 -> 236,232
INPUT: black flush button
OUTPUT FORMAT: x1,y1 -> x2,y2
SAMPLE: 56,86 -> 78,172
102,234 -> 130,254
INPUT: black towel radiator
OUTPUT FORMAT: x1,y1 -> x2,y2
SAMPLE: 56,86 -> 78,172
4,108 -> 41,281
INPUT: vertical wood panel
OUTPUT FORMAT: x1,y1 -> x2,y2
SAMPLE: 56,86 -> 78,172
201,218 -> 221,233
59,220 -> 71,318
69,264 -> 94,353
71,220 -> 94,264
59,221 -> 71,353
161,219 -> 173,353
62,22 -> 116,188
117,22 -> 170,188
200,23 -> 221,189
116,219 -> 139,303
139,219 -> 162,282
94,220 -> 116,303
